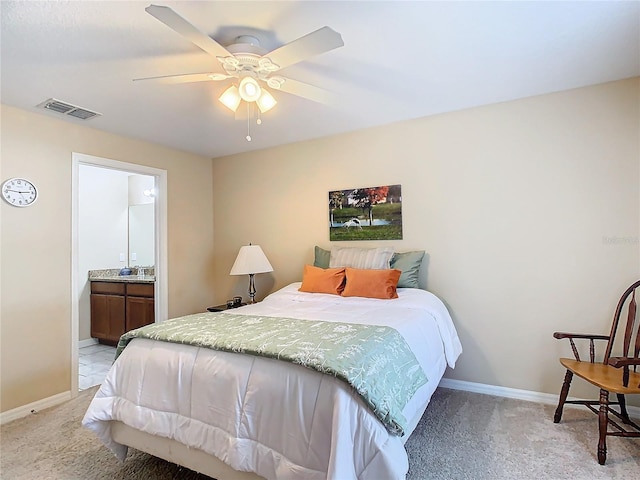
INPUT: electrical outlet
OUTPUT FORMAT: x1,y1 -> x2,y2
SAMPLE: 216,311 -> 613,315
131,252 -> 137,261
119,253 -> 125,262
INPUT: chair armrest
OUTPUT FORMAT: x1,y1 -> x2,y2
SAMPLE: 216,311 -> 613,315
553,332 -> 611,362
608,357 -> 640,368
608,357 -> 640,388
553,332 -> 610,341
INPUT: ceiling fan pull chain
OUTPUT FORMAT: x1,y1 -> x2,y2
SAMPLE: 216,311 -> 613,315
246,102 -> 252,142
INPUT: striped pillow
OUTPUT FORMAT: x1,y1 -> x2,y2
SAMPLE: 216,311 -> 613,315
329,246 -> 394,270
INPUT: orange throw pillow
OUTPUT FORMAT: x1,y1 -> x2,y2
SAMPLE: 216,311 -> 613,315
342,268 -> 401,299
299,264 -> 346,295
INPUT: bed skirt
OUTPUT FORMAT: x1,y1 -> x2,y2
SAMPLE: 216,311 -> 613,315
111,421 -> 265,480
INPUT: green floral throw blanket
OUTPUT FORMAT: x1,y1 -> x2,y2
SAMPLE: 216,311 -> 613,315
116,312 -> 428,435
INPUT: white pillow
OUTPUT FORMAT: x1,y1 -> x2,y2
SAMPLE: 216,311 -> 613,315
329,246 -> 394,270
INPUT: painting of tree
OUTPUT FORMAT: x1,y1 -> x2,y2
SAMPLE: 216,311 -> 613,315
328,184 -> 402,241
329,190 -> 345,227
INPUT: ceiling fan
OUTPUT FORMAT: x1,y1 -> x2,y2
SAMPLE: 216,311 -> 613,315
136,4 -> 344,132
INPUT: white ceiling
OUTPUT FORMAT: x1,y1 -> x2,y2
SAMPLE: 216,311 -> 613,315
1,1 -> 638,159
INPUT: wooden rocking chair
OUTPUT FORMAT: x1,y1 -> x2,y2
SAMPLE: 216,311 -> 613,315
553,279 -> 640,465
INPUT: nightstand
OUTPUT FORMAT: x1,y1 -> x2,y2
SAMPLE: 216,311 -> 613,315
207,303 -> 247,312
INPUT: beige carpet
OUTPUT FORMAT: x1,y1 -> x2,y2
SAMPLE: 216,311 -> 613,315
1,387 -> 638,479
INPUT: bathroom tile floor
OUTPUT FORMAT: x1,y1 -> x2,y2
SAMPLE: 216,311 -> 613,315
79,343 -> 116,391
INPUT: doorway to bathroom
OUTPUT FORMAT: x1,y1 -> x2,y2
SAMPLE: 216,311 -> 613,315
71,152 -> 168,395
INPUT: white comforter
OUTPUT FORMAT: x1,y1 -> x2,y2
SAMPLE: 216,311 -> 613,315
82,283 -> 462,480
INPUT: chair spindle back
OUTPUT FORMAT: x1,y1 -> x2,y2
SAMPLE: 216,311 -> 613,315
603,280 -> 640,365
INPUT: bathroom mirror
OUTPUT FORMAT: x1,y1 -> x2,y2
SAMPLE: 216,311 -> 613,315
128,203 -> 155,267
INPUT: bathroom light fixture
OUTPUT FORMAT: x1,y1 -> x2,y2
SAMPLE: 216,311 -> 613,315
230,244 -> 273,303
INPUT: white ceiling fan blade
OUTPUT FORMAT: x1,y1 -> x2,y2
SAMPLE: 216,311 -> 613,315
145,5 -> 231,62
133,72 -> 229,84
265,26 -> 344,70
276,78 -> 338,106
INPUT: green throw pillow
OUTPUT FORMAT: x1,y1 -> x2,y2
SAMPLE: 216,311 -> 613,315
390,251 -> 425,288
313,246 -> 331,269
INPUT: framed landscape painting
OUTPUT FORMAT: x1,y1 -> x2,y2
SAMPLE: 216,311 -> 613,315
329,184 -> 403,241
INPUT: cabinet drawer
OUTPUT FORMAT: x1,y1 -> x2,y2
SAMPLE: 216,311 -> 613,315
91,281 -> 125,295
127,283 -> 154,297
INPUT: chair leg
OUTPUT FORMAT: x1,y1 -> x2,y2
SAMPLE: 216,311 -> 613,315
597,389 -> 609,465
554,370 -> 573,423
616,393 -> 631,424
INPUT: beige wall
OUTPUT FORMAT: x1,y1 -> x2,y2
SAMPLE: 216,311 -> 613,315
0,104 -> 215,412
212,78 -> 640,399
2,78 -> 638,414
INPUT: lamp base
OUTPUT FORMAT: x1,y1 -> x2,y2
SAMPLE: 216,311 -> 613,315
248,273 -> 257,304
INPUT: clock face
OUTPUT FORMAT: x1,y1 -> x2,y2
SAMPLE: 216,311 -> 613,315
2,178 -> 38,207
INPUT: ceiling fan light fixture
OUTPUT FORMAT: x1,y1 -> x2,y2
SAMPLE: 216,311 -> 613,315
239,76 -> 261,102
256,90 -> 277,113
219,85 -> 241,112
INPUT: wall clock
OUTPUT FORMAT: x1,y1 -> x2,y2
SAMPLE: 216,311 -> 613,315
2,177 -> 38,207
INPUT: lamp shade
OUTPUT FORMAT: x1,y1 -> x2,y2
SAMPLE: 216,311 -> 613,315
230,245 -> 273,275
219,85 -> 241,112
238,76 -> 262,102
256,89 -> 277,113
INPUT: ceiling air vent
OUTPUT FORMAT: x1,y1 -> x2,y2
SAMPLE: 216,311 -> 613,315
37,98 -> 101,120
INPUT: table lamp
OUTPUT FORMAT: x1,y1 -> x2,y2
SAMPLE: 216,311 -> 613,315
230,244 -> 273,303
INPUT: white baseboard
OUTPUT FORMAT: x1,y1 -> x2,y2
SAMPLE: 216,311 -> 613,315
78,338 -> 98,349
439,378 -> 640,417
0,390 -> 71,425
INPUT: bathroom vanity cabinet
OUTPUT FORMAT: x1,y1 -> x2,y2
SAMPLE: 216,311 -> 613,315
90,280 -> 155,345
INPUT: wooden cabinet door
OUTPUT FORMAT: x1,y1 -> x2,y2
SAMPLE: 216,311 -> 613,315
90,294 -> 126,343
126,296 -> 155,331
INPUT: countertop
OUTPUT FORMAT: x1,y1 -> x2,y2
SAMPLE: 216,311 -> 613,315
88,268 -> 155,284
89,275 -> 155,284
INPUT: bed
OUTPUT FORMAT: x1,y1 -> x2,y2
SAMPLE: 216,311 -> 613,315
82,277 -> 462,480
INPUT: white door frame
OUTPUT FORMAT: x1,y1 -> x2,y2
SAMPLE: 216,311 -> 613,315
70,152 -> 168,396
